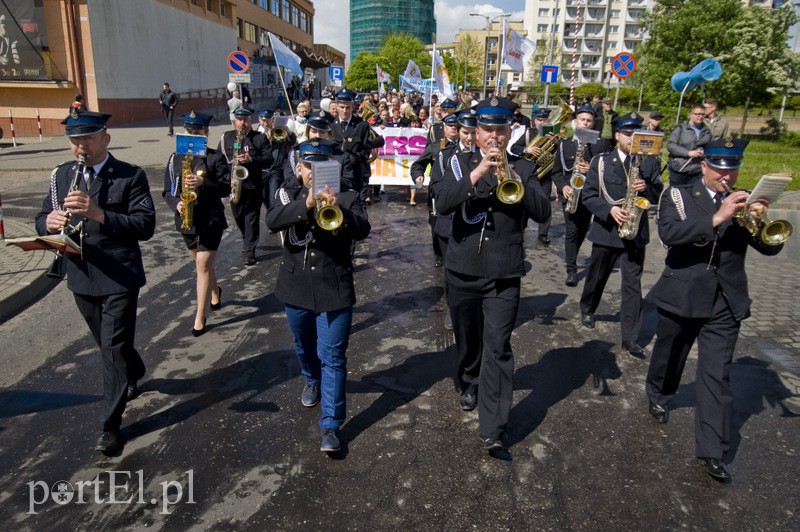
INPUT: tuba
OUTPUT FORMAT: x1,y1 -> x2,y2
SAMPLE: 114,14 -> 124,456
617,155 -> 650,240
230,127 -> 249,204
721,181 -> 792,246
360,100 -> 379,121
493,139 -> 524,204
523,99 -> 574,179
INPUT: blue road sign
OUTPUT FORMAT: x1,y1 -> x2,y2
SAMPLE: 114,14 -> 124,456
329,66 -> 344,81
611,53 -> 637,79
541,65 -> 559,84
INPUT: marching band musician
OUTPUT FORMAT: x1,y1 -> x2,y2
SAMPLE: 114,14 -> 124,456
510,108 -> 557,245
35,110 -> 156,453
578,112 -> 664,357
434,97 -> 550,456
162,111 -> 230,337
283,109 -> 355,192
266,138 -> 371,454
331,88 -> 383,202
426,98 -> 457,145
551,105 -> 612,287
645,138 -> 783,482
264,111 -> 298,209
218,107 -> 271,266
412,113 -> 460,267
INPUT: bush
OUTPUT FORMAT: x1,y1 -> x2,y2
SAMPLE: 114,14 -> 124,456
759,117 -> 787,140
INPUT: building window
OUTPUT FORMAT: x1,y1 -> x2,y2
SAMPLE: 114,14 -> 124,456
237,18 -> 243,38
608,41 -> 617,49
611,10 -> 620,17
292,5 -> 299,26
609,25 -> 618,33
245,21 -> 257,42
537,24 -> 548,32
220,2 -> 226,16
300,11 -> 308,33
282,0 -> 290,22
207,0 -> 213,10
191,0 -> 198,5
538,8 -> 549,17
271,0 -> 280,16
259,0 -> 268,9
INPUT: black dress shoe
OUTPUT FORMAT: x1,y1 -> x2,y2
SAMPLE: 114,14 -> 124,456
95,429 -> 123,453
538,235 -> 551,245
210,286 -> 222,311
434,258 -> 443,268
649,403 -> 669,423
244,256 -> 256,266
481,436 -> 504,452
699,458 -> 731,481
191,318 -> 207,337
621,341 -> 646,357
565,272 -> 578,287
581,313 -> 595,328
126,381 -> 139,401
459,391 -> 477,411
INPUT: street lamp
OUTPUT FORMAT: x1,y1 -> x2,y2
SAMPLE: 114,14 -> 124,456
470,12 -> 511,98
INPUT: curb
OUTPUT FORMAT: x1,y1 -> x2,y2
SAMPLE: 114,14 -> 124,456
0,218 -> 56,323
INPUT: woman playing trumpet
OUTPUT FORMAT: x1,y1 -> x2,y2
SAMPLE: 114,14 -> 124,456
162,111 -> 230,336
266,138 -> 371,454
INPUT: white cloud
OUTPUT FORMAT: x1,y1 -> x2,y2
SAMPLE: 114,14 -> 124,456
313,1 -> 524,64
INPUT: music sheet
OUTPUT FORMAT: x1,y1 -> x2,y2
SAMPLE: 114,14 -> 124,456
746,174 -> 792,205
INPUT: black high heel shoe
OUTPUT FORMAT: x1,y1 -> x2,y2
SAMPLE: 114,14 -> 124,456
210,286 -> 222,311
191,317 -> 207,337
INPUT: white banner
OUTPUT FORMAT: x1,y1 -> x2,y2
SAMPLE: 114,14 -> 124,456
502,19 -> 536,73
368,127 -> 430,186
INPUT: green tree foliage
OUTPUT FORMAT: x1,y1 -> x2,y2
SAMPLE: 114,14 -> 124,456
344,51 -> 381,91
450,33 -> 484,90
639,0 -> 798,125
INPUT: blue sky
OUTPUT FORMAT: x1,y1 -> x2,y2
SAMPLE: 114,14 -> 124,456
315,1 -> 526,62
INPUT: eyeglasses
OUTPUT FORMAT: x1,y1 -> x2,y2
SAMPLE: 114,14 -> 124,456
691,112 -> 705,116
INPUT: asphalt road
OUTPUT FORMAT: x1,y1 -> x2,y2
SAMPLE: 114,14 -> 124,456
0,167 -> 798,529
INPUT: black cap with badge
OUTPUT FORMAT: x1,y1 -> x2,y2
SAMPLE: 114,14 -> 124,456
61,109 -> 112,137
704,137 -> 749,169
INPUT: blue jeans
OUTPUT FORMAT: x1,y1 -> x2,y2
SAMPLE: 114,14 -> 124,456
285,304 -> 352,430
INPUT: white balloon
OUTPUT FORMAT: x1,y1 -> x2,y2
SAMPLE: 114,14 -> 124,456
227,82 -> 237,93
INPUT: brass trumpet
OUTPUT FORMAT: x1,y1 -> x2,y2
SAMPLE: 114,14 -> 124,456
493,140 -> 524,204
315,190 -> 343,231
722,181 -> 792,246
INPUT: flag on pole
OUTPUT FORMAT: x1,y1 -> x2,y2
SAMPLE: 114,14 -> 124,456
268,32 -> 303,78
432,48 -> 453,98
404,60 -> 422,82
501,19 -> 536,73
376,64 -> 392,85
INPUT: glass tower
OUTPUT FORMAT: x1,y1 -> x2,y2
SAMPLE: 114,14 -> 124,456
350,0 -> 436,60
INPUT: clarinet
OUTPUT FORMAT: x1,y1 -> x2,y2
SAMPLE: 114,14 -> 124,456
47,155 -> 86,279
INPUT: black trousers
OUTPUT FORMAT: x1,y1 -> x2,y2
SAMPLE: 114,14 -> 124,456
73,290 -> 145,431
230,190 -> 262,258
579,243 -> 645,343
646,290 -> 740,459
446,270 -> 520,439
562,201 -> 592,275
537,174 -> 553,238
163,107 -> 174,134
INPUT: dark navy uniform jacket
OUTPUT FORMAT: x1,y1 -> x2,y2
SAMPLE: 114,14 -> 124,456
265,177 -> 371,313
36,153 -> 156,296
648,179 -> 782,321
434,151 -> 551,279
218,129 -> 272,193
283,146 -> 355,191
162,148 -> 230,234
331,116 -> 373,189
582,150 -> 663,249
551,137 -> 612,203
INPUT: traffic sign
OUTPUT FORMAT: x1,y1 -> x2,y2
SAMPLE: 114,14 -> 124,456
229,73 -> 251,84
227,51 -> 250,73
329,65 -> 344,81
541,65 -> 559,84
611,52 -> 637,79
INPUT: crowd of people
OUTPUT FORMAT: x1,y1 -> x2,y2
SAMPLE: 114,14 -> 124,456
34,87 -> 785,483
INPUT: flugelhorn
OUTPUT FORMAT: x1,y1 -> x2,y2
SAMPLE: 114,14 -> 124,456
493,140 -> 524,204
315,190 -> 343,231
721,181 -> 792,246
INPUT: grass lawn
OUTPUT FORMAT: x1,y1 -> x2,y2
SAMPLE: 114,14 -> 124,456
735,139 -> 799,191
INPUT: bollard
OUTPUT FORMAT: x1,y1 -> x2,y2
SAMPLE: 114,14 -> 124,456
8,109 -> 17,148
0,192 -> 5,241
36,108 -> 43,142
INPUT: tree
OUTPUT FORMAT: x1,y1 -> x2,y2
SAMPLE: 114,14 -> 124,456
523,37 -> 568,102
376,32 -> 431,86
719,4 -> 800,134
452,33 -> 484,90
344,51 -> 381,91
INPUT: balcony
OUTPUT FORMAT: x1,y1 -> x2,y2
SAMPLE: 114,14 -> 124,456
627,9 -> 644,22
584,39 -> 602,53
580,57 -> 601,68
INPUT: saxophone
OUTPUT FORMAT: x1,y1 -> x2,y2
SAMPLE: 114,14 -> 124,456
565,138 -> 586,215
617,155 -> 650,240
179,154 -> 200,230
230,127 -> 249,204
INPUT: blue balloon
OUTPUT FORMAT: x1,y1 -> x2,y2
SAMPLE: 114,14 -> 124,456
671,58 -> 723,92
